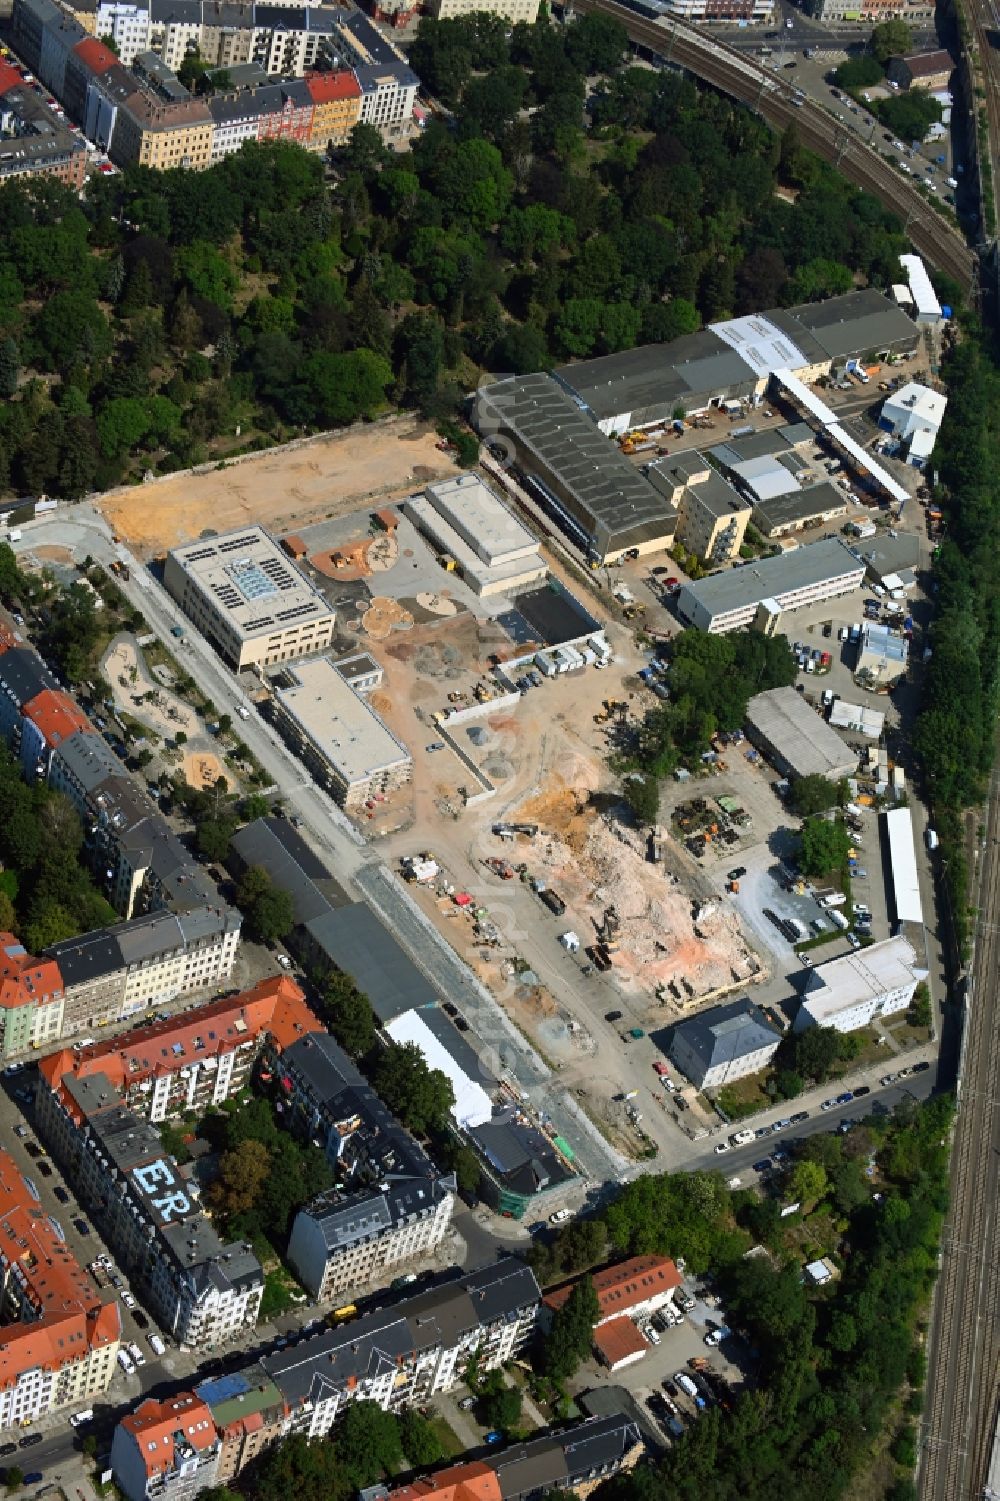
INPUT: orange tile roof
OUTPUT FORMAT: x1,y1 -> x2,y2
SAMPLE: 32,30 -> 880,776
593,1315 -> 649,1368
306,69 -> 361,103
41,975 -> 322,1104
121,1394 -> 217,1479
0,1148 -> 120,1389
386,1461 -> 502,1501
73,36 -> 119,74
543,1255 -> 681,1321
0,61 -> 23,95
0,932 -> 62,1012
22,688 -> 93,750
0,626 -> 19,655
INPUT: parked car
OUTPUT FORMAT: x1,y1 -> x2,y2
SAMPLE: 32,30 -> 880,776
821,1099 -> 837,1111
122,1290 -> 137,1309
836,1092 -> 853,1105
117,1349 -> 135,1375
19,1433 -> 43,1448
853,1085 -> 871,1098
790,1111 -> 809,1124
73,1217 -> 90,1235
148,1333 -> 167,1356
54,1186 -> 70,1204
752,1158 -> 773,1174
912,1060 -> 931,1073
128,1342 -> 145,1366
549,1208 -> 572,1224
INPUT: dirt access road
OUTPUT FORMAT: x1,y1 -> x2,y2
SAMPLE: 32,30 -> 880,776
98,416 -> 455,557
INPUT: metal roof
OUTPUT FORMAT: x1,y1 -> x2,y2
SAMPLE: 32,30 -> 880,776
302,903 -> 437,1022
751,481 -> 849,532
884,806 -> 923,926
746,685 -> 858,780
676,537 -> 864,624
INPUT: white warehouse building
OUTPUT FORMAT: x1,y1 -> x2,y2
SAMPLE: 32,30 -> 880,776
794,937 -> 926,1034
404,473 -> 547,596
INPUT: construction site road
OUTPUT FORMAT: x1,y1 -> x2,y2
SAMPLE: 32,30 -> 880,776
571,0 -> 977,294
12,509 -> 630,1191
919,790 -> 1000,1501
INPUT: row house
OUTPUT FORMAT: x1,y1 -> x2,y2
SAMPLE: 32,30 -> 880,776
0,1148 -> 121,1429
111,1393 -> 221,1501
35,1074 -> 264,1348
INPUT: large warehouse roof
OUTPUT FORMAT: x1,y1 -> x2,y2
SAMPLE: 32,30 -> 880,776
746,685 -> 858,780
552,332 -> 757,427
884,806 -> 923,927
474,373 -> 670,550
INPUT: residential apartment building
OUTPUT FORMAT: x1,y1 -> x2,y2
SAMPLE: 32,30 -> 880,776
40,974 -> 322,1121
364,1413 -> 645,1501
794,936 -> 926,1034
424,0 -> 539,19
0,1148 -> 121,1430
327,7 -> 416,140
669,998 -> 783,1089
164,525 -> 337,671
0,935 -> 64,1058
93,0 -> 151,62
35,1074 -> 264,1348
274,1029 -> 456,1297
111,1393 -> 221,1501
659,0 -> 772,17
112,1258 -> 540,1494
304,65 -> 361,150
0,58 -> 87,186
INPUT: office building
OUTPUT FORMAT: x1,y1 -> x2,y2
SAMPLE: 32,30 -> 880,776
35,1075 -> 264,1347
675,537 -> 865,634
111,1393 -> 221,1501
272,655 -> 412,810
745,685 -> 859,781
164,525 -> 337,671
363,1413 -> 645,1501
794,937 -> 926,1033
39,973 -> 321,1119
668,999 -> 782,1088
277,1029 -> 456,1297
404,474 -> 547,597
0,1148 -> 121,1430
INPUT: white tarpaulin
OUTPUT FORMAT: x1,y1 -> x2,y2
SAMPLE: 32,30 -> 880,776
386,1010 -> 493,1129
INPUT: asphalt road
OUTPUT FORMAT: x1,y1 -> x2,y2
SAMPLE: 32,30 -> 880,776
919,797 -> 1000,1500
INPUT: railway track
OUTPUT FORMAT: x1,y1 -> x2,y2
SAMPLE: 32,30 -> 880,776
920,775 -> 1000,1501
572,0 -> 977,291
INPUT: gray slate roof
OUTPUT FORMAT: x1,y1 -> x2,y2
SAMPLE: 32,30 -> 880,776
670,999 -> 780,1070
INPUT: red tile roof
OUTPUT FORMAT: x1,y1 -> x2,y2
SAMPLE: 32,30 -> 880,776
384,1461 -> 502,1501
40,975 -> 322,1106
0,61 -> 23,95
0,626 -> 21,655
543,1255 -> 681,1322
22,688 -> 93,750
0,932 -> 62,1012
0,1148 -> 120,1390
72,37 -> 120,74
593,1315 -> 650,1368
306,69 -> 362,104
120,1394 -> 217,1479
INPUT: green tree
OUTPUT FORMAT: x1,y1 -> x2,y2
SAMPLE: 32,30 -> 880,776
0,337 -> 20,398
798,815 -> 851,878
789,1158 -> 828,1208
4,1466 -> 24,1494
908,981 -> 932,1028
542,1276 -> 599,1380
208,1139 -> 271,1220
478,1369 -> 523,1431
623,774 -> 659,826
236,865 -> 295,944
372,1041 -> 455,1135
248,1432 -> 346,1501
323,971 -> 377,1057
790,775 -> 845,817
833,54 -> 884,90
399,1410 -> 444,1468
870,18 -> 913,63
196,816 -> 236,864
335,1401 -> 403,1489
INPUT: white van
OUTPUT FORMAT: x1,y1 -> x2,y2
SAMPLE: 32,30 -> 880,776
69,1409 -> 94,1427
148,1333 -> 167,1356
730,1128 -> 754,1147
676,1372 -> 700,1398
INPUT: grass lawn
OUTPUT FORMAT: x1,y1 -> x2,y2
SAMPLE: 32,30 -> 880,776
426,1413 -> 464,1459
715,1070 -> 773,1119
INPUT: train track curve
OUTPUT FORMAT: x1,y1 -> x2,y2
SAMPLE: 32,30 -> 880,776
571,0 -> 977,292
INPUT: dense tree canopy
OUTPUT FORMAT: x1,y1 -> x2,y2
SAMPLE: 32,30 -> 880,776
0,12 -> 909,494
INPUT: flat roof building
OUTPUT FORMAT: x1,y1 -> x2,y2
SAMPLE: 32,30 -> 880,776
828,699 -> 884,739
668,998 -> 782,1089
272,655 -> 412,810
879,381 -> 947,440
794,936 -> 926,1033
884,805 -> 923,929
746,684 -> 858,781
163,525 -> 336,670
676,537 -> 865,634
645,453 -> 750,565
405,474 -> 547,596
751,482 -> 849,539
856,622 -> 908,683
